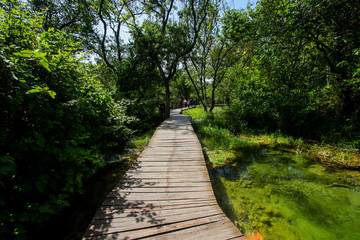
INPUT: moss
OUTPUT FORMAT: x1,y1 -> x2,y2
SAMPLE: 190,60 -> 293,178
207,150 -> 237,166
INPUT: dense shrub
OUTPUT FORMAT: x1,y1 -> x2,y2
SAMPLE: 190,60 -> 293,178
227,79 -> 280,133
0,3 -> 134,238
127,99 -> 164,133
91,59 -> 164,134
227,78 -> 329,139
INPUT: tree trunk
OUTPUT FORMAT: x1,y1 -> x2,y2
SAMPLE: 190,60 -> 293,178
340,85 -> 355,116
184,65 -> 207,112
165,80 -> 171,118
209,86 -> 216,112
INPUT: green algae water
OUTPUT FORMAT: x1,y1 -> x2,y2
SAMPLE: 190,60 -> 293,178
211,146 -> 360,240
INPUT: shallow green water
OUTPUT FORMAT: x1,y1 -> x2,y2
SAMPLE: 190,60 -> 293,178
211,146 -> 360,240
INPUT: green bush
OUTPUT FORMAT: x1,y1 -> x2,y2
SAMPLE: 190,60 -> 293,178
197,123 -> 231,138
226,78 -> 331,139
127,98 -> 164,133
0,2 -> 134,238
227,79 -> 280,133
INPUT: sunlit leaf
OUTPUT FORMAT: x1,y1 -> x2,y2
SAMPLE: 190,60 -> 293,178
40,59 -> 51,72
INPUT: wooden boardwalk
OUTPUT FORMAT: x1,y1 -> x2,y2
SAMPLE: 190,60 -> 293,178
83,109 -> 245,240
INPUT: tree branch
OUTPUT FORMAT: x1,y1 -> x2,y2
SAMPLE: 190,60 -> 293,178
162,0 -> 175,33
98,0 -> 117,72
184,61 -> 207,111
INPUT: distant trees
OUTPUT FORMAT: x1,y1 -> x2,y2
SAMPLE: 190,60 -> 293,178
223,0 -> 360,144
255,0 -> 360,115
129,0 -> 210,117
184,4 -> 254,112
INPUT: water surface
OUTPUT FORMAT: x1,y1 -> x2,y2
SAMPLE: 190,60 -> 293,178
211,146 -> 360,240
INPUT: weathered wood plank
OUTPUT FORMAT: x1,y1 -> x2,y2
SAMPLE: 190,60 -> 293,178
97,200 -> 219,214
84,214 -> 228,239
82,109 -> 244,240
129,165 -> 207,169
89,208 -> 224,228
145,220 -> 246,240
93,203 -> 220,220
111,187 -> 213,193
116,180 -> 212,188
105,191 -> 216,200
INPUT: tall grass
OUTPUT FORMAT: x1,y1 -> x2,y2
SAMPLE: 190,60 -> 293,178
183,107 -> 360,168
183,107 -> 253,165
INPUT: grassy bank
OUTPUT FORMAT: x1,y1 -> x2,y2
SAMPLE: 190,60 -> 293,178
182,107 -> 360,169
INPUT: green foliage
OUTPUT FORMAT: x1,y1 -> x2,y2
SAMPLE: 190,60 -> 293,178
207,150 -> 237,166
225,75 -> 280,132
127,98 -> 164,133
185,107 -> 251,151
129,0 -> 211,117
198,123 -> 231,138
0,2 -> 134,238
184,107 -> 304,166
222,9 -> 254,42
185,107 -> 360,171
29,0 -> 96,39
220,0 -> 360,147
170,70 -> 195,106
183,106 -> 227,121
89,54 -> 164,133
227,75 -> 333,138
130,129 -> 156,150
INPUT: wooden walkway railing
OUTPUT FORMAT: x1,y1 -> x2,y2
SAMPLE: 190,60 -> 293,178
83,109 -> 245,240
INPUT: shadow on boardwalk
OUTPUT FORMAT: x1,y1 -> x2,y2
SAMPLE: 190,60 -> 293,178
86,177 -> 165,239
83,109 -> 245,240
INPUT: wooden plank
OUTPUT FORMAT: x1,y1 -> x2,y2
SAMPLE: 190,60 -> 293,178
96,201 -> 219,216
94,203 -> 220,219
106,191 -> 216,200
138,162 -> 204,166
116,180 -> 212,188
101,197 -> 218,207
111,186 -> 213,193
124,174 -> 210,180
118,178 -> 211,183
127,168 -> 208,174
124,174 -> 209,179
101,197 -> 216,206
129,164 -> 207,169
137,157 -> 203,160
84,214 -> 227,238
89,208 -> 224,227
144,219 -> 246,240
